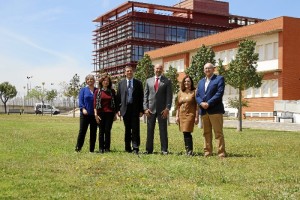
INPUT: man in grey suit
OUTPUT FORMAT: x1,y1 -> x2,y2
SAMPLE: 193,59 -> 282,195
143,64 -> 173,155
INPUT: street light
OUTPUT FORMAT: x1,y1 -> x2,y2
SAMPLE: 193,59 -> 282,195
23,86 -> 26,110
26,76 -> 33,95
41,82 -> 45,116
26,76 -> 33,105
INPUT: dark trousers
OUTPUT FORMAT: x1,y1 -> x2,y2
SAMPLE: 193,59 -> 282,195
98,112 -> 114,151
146,113 -> 168,153
75,115 -> 97,152
123,104 -> 140,151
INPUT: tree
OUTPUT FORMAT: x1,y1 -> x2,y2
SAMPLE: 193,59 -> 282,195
225,39 -> 263,131
135,54 -> 154,123
165,65 -> 179,117
46,89 -> 58,116
27,83 -> 47,115
165,65 -> 179,124
227,97 -> 249,118
185,44 -> 216,85
0,82 -> 17,113
135,54 -> 154,87
64,74 -> 81,118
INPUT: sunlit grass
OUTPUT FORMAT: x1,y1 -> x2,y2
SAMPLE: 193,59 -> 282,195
0,114 -> 299,199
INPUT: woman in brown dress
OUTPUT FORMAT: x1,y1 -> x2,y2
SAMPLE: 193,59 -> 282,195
175,75 -> 199,155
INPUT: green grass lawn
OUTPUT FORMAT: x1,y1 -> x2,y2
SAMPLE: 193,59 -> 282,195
0,114 -> 299,200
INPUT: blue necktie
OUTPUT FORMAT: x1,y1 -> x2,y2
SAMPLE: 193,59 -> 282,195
128,80 -> 131,89
127,80 -> 132,104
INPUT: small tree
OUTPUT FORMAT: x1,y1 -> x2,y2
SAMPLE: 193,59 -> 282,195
0,82 -> 17,113
135,54 -> 154,123
46,89 -> 58,116
27,84 -> 47,115
225,39 -> 263,131
64,74 -> 81,118
135,54 -> 154,87
227,97 -> 249,118
185,44 -> 216,85
165,65 -> 179,115
165,65 -> 179,123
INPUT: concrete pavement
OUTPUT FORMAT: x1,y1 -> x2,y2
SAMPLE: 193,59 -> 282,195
168,117 -> 300,132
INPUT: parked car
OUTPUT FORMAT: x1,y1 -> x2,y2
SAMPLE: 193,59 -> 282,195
34,103 -> 60,115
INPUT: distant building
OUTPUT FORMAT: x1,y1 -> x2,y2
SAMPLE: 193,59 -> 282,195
92,0 -> 262,77
146,16 -> 300,119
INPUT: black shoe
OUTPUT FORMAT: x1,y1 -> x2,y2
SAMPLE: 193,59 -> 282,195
144,151 -> 153,155
75,148 -> 81,152
99,149 -> 105,154
132,149 -> 139,155
125,149 -> 132,153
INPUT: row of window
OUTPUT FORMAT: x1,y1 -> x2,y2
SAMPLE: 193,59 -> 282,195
256,42 -> 278,61
133,22 -> 218,42
164,59 -> 185,72
246,80 -> 278,98
98,45 -> 156,68
215,42 -> 279,65
95,21 -> 219,49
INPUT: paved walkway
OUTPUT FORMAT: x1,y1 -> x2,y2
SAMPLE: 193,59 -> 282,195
223,120 -> 300,132
168,117 -> 300,132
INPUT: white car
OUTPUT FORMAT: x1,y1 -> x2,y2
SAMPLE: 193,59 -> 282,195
34,103 -> 60,115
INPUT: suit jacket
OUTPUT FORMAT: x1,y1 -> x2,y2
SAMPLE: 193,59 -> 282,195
116,78 -> 144,117
143,75 -> 173,114
196,74 -> 225,115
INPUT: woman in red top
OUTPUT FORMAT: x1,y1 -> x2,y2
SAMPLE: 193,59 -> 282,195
94,75 -> 117,153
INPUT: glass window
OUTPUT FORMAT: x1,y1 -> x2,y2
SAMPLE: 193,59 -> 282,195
262,81 -> 270,97
274,42 -> 278,59
246,87 -> 252,98
265,43 -> 273,60
254,87 -> 261,97
271,80 -> 278,97
257,45 -> 264,61
177,27 -> 187,42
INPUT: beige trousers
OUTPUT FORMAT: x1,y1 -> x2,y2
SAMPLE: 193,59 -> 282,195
202,113 -> 226,156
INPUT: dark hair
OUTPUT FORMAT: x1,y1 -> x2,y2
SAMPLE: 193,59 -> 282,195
180,75 -> 195,91
98,75 -> 112,89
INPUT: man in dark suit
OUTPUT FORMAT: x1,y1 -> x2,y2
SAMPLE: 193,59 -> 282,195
196,63 -> 226,158
116,66 -> 144,154
143,64 -> 173,155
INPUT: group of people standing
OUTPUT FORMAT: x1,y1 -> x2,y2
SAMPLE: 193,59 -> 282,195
75,62 -> 226,158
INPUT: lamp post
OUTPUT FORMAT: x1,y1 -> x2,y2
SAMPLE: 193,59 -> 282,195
23,86 -> 26,112
26,76 -> 33,105
41,82 -> 45,116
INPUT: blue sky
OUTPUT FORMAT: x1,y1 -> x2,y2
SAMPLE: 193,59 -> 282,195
0,0 -> 299,96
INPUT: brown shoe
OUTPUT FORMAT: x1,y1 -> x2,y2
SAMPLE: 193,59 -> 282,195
218,153 -> 226,159
204,152 -> 212,157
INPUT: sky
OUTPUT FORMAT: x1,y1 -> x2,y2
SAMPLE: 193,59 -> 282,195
1,0 -> 299,97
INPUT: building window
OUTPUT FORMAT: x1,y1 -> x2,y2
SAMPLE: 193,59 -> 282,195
274,42 -> 278,59
164,59 -> 184,72
220,51 -> 226,64
271,80 -> 278,96
245,79 -> 278,98
262,81 -> 270,97
265,43 -> 273,60
246,87 -> 252,98
257,45 -> 264,61
228,49 -> 236,62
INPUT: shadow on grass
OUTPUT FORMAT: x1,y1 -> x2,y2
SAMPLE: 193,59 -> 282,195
84,150 -> 256,158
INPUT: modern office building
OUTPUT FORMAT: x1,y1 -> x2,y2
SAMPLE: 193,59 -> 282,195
92,0 -> 263,77
146,16 -> 300,120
